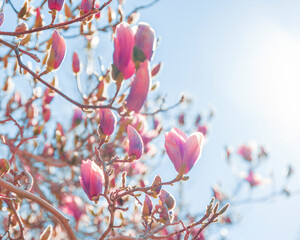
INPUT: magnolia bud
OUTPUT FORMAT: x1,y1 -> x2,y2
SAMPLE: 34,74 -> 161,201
46,30 -> 66,72
159,189 -> 176,210
98,108 -> 117,136
48,0 -> 65,11
72,52 -> 80,74
79,160 -> 104,203
142,195 -> 153,220
126,125 -> 144,159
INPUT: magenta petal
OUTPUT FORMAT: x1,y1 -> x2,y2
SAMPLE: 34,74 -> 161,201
81,0 -> 93,13
127,125 -> 144,159
113,22 -> 135,79
134,23 -> 156,61
182,133 -> 204,174
99,108 -> 117,136
164,131 -> 185,173
126,61 -> 151,113
48,0 -> 65,11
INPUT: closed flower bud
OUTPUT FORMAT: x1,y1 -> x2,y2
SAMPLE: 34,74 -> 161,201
15,22 -> 29,39
126,125 -> 144,159
46,30 -> 66,72
79,160 -> 104,202
126,61 -> 151,113
72,52 -> 80,74
81,0 -> 93,14
113,22 -> 135,80
0,13 -> 5,28
150,175 -> 162,197
0,158 -> 10,177
159,189 -> 176,210
48,0 -> 65,11
98,108 -> 117,136
40,225 -> 53,240
134,23 -> 156,61
142,195 -> 153,219
165,128 -> 204,175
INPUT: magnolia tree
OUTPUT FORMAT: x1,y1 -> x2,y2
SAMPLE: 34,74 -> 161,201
0,1 -> 297,240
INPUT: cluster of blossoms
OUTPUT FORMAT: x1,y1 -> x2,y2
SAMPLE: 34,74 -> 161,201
2,0 -> 296,239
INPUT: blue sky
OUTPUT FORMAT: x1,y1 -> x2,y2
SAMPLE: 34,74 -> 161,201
132,0 -> 300,239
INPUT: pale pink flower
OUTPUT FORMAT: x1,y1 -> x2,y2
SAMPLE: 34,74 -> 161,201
134,23 -> 156,61
165,128 -> 204,174
126,61 -> 151,112
113,22 -> 135,79
237,143 -> 257,162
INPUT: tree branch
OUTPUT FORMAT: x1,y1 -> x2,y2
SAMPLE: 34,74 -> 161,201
0,178 -> 77,240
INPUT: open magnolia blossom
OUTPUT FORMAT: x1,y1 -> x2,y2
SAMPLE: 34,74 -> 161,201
165,128 -> 205,174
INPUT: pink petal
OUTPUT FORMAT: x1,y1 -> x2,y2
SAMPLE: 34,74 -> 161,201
182,132 -> 204,174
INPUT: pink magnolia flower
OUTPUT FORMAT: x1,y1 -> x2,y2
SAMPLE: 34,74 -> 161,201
245,170 -> 262,187
79,160 -> 104,202
126,61 -> 151,113
142,195 -> 153,219
212,184 -> 227,202
134,23 -> 156,61
48,0 -> 65,11
98,108 -> 117,136
165,128 -> 204,174
197,124 -> 208,136
126,125 -> 144,159
237,143 -> 256,162
81,0 -> 93,14
47,30 -> 66,71
61,195 -> 85,222
113,22 -> 135,79
72,52 -> 80,74
0,13 -> 4,28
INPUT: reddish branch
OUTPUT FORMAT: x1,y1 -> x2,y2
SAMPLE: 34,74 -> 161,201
0,178 -> 77,240
0,1 -> 112,36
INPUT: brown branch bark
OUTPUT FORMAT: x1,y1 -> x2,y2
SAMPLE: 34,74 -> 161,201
0,178 -> 77,240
